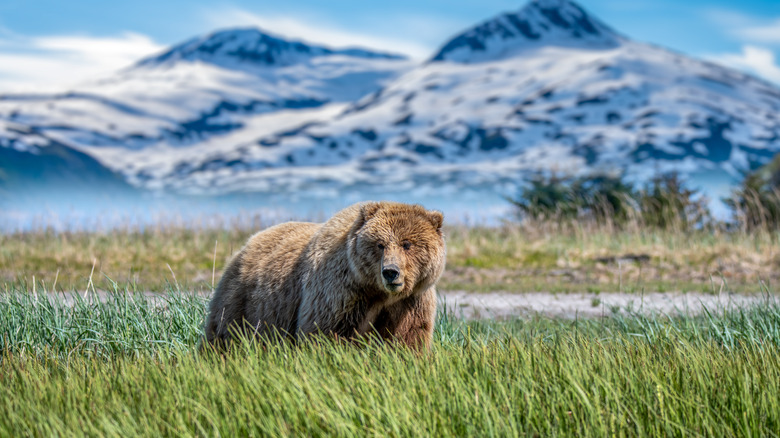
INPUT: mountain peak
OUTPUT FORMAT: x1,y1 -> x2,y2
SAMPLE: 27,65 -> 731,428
431,0 -> 623,63
134,27 -> 406,69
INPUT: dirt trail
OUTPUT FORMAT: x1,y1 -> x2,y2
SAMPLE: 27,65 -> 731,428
31,290 -> 775,320
440,291 -> 772,319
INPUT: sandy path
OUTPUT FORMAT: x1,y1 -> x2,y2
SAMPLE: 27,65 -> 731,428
30,290 -> 775,320
440,291 -> 772,319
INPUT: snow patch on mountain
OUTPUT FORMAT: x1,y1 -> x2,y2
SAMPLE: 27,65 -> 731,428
431,0 -> 623,63
0,27 -> 413,155
3,0 -> 780,208
136,27 -> 405,69
129,33 -> 779,197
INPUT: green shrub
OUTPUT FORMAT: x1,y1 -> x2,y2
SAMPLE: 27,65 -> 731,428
571,174 -> 637,225
638,172 -> 711,231
506,174 -> 581,222
725,154 -> 780,231
509,172 -> 708,231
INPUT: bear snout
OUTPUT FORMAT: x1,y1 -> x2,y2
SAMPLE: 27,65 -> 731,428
382,266 -> 400,283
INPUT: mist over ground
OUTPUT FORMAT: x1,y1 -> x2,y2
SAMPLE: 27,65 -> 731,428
0,188 -> 512,232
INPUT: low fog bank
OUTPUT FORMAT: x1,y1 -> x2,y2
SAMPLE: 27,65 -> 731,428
0,188 -> 513,233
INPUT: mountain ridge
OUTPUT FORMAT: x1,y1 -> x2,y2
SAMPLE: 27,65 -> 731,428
0,27 -> 413,160
1,0 -> 779,208
134,27 -> 407,70
431,0 -> 623,63
128,0 -> 780,197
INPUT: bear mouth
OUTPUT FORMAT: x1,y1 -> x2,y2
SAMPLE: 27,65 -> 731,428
384,282 -> 403,292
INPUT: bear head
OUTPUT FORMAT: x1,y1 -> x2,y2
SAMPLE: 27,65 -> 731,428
348,201 -> 445,298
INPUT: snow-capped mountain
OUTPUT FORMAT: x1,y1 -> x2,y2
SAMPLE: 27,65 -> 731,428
107,0 -> 778,197
137,27 -> 405,68
3,0 -> 780,205
0,121 -> 133,203
431,0 -> 623,63
0,27 -> 411,155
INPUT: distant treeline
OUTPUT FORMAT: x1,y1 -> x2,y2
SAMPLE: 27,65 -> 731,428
508,155 -> 780,232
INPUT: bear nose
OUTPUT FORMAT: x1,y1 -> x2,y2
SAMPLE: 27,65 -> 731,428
382,266 -> 400,282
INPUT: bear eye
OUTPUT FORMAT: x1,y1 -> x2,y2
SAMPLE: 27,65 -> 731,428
377,243 -> 385,250
402,241 -> 412,250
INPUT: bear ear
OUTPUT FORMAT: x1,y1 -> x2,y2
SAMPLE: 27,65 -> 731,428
361,202 -> 382,220
428,210 -> 443,230
356,202 -> 382,229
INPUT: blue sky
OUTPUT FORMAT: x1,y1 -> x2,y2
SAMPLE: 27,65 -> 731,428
1,0 -> 780,91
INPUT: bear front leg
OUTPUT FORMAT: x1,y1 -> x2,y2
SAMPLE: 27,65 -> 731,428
378,287 -> 437,351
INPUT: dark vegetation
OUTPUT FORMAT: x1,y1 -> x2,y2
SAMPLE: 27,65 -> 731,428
725,154 -> 780,231
509,155 -> 780,232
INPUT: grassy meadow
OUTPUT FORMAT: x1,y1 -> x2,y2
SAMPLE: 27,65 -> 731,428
2,220 -> 779,294
2,218 -> 780,436
1,286 -> 779,436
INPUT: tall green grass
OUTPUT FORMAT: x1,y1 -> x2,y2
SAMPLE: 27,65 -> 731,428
0,283 -> 204,359
1,283 -> 779,436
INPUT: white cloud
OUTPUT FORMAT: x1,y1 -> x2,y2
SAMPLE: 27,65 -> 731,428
701,9 -> 780,85
0,32 -> 163,93
705,8 -> 780,46
736,18 -> 780,44
703,8 -> 756,30
201,7 -> 435,59
707,45 -> 780,85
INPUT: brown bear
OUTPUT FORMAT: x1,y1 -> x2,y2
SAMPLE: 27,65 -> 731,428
203,201 -> 445,350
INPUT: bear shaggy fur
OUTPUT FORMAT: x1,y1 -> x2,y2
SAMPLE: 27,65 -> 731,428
203,201 -> 445,350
